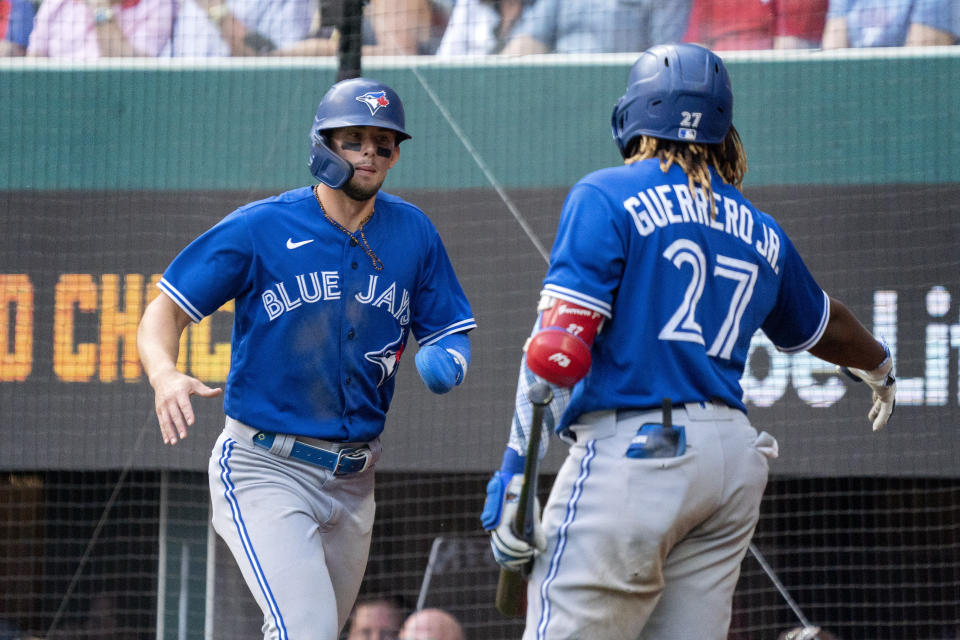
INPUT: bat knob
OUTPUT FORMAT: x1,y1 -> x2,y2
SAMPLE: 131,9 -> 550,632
529,382 -> 554,407
661,397 -> 673,429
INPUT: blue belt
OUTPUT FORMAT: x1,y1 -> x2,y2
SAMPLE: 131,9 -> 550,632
252,431 -> 371,475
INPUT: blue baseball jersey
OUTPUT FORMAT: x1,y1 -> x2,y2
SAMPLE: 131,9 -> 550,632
159,187 -> 476,441
543,159 -> 828,431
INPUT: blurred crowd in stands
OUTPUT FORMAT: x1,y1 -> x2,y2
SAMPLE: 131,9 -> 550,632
1,0 -> 958,58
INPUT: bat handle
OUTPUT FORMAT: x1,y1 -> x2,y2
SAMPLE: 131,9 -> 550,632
662,397 -> 672,430
513,382 -> 554,542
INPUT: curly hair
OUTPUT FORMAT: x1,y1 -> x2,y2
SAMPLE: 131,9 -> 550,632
623,126 -> 747,219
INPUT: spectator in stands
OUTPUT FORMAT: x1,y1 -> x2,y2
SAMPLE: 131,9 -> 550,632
81,595 -> 123,640
27,0 -> 175,58
0,0 -> 35,56
499,0 -> 691,55
822,0 -> 958,48
683,0 -> 828,50
345,595 -> 407,640
399,608 -> 466,640
434,0 -> 527,56
274,0 -> 434,56
166,0 -> 314,57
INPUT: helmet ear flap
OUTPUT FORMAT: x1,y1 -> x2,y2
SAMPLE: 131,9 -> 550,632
308,131 -> 354,189
611,100 -> 624,156
611,95 -> 636,158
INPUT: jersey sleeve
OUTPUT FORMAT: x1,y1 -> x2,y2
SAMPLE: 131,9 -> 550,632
761,230 -> 829,353
508,0 -> 557,46
826,0 -> 850,21
541,181 -> 626,318
158,211 -> 253,322
411,229 -> 476,345
912,0 -> 955,34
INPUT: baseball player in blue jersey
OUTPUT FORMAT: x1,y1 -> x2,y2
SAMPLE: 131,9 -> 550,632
481,43 -> 896,640
137,77 -> 476,640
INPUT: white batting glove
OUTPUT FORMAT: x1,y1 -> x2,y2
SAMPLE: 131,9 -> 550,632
481,473 -> 546,573
838,344 -> 896,431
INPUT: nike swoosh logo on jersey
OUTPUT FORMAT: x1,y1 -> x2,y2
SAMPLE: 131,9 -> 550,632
286,238 -> 314,249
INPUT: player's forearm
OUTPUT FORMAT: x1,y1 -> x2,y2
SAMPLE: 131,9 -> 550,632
505,356 -> 568,466
808,296 -> 886,370
137,295 -> 190,387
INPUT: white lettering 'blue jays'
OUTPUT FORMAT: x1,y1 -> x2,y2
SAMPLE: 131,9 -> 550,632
355,275 -> 411,325
356,91 -> 390,116
623,183 -> 779,273
261,273 -> 410,323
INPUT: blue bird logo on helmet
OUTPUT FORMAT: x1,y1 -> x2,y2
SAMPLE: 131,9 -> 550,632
356,91 -> 390,116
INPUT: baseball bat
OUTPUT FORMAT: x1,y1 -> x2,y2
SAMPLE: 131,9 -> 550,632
495,382 -> 554,618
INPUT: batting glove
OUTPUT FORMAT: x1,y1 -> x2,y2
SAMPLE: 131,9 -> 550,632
838,344 -> 896,431
481,472 -> 546,573
415,345 -> 466,394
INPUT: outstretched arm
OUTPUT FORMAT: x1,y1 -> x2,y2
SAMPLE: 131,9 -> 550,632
809,296 -> 895,431
808,296 -> 886,369
137,293 -> 222,445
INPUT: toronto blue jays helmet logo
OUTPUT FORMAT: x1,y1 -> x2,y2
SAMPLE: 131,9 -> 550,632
356,91 -> 390,116
364,330 -> 406,387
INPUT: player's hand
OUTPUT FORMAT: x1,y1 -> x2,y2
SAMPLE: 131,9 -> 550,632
415,344 -> 465,394
481,472 -> 545,573
150,368 -> 222,445
838,344 -> 896,431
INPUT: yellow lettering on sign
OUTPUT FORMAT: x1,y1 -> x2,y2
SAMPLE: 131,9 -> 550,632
53,274 -> 97,382
100,274 -> 144,382
0,274 -> 34,381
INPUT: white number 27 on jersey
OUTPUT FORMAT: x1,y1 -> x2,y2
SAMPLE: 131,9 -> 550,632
657,239 -> 758,360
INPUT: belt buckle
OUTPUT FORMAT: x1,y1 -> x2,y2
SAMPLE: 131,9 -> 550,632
333,446 -> 371,475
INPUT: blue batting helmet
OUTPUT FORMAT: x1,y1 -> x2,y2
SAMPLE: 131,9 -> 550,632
611,43 -> 733,156
308,77 -> 411,188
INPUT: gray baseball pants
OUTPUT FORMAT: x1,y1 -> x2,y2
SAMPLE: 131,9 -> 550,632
208,418 -> 380,640
524,402 -> 776,640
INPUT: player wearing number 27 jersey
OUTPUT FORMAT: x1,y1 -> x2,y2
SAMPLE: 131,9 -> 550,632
547,157 -> 824,429
482,43 -> 896,640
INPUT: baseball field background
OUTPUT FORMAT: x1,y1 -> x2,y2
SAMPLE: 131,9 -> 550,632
1,49 -> 959,639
